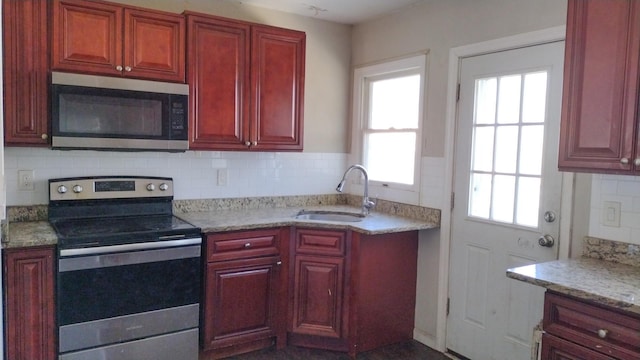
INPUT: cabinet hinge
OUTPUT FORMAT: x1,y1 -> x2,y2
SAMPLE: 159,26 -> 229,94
456,83 -> 461,102
446,297 -> 450,316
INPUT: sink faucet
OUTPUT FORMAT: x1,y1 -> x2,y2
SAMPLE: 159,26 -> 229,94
336,164 -> 376,215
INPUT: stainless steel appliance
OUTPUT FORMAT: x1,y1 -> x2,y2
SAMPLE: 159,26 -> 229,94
51,72 -> 189,152
49,176 -> 202,360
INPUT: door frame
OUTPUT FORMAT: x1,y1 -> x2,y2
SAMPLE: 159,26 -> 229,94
434,25 -> 573,353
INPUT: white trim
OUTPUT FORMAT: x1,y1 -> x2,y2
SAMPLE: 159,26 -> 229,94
436,25 -> 567,353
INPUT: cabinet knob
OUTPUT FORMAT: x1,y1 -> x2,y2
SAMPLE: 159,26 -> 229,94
125,66 -> 132,72
244,243 -> 251,248
276,261 -> 282,266
634,158 -> 640,167
116,65 -> 123,71
252,141 -> 258,146
245,141 -> 251,147
597,329 -> 609,339
620,157 -> 630,165
41,133 -> 48,140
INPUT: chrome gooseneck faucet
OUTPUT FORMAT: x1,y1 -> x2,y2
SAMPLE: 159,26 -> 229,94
336,164 -> 376,215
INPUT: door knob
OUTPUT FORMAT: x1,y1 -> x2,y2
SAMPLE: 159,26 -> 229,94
538,234 -> 555,247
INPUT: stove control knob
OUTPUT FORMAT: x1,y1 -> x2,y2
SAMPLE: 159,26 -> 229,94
159,183 -> 169,191
146,183 -> 156,191
72,185 -> 83,193
57,185 -> 68,194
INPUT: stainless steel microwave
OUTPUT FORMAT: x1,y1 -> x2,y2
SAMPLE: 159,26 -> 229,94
51,72 -> 189,152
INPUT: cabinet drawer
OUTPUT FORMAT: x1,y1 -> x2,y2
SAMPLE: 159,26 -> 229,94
541,333 -> 616,360
295,228 -> 346,256
543,292 -> 640,359
206,229 -> 281,262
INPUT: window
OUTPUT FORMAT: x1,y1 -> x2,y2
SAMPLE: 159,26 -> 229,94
468,71 -> 549,228
353,54 -> 426,190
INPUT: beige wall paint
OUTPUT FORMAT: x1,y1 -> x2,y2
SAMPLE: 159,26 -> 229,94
109,0 -> 352,153
352,0 -> 568,157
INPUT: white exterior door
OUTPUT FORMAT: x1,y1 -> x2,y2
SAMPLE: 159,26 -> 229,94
446,41 -> 565,360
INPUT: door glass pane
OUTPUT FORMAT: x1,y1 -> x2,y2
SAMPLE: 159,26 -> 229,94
522,72 -> 548,124
516,177 -> 540,227
494,125 -> 518,173
467,70 -> 547,228
469,173 -> 492,219
475,78 -> 497,125
365,132 -> 416,185
369,75 -> 420,129
497,75 -> 521,124
472,126 -> 494,172
492,175 -> 515,223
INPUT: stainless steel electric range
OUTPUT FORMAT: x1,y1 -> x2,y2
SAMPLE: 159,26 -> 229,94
48,176 -> 202,360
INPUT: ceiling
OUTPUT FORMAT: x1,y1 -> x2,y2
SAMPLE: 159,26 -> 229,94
224,0 -> 426,24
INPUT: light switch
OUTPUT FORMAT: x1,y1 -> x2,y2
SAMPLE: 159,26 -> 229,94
602,201 -> 621,227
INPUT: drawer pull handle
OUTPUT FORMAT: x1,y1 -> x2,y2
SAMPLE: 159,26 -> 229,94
597,329 -> 609,339
244,243 -> 251,248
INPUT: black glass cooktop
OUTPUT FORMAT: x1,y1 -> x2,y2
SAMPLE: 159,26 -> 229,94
51,214 -> 200,249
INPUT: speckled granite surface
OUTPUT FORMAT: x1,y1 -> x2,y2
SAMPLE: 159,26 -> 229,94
583,236 -> 640,267
177,205 -> 438,235
507,258 -> 640,315
3,221 -> 57,248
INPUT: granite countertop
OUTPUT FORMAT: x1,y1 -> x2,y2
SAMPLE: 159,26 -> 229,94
507,258 -> 640,315
177,205 -> 438,235
3,205 -> 438,249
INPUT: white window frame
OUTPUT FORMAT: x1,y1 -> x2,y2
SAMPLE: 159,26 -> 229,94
351,54 -> 426,194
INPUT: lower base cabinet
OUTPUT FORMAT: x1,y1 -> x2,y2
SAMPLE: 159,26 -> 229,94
3,246 -> 56,360
288,228 -> 418,357
542,291 -> 640,360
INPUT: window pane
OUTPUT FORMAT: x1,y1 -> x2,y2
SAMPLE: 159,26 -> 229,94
475,78 -> 497,125
370,75 -> 420,129
365,132 -> 416,185
492,175 -> 515,223
472,126 -> 494,172
522,71 -> 548,124
494,125 -> 518,174
516,177 -> 540,227
497,75 -> 521,124
469,173 -> 492,219
519,125 -> 544,176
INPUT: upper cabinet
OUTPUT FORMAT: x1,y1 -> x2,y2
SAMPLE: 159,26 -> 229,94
3,0 -> 49,146
187,13 -> 305,151
558,0 -> 640,173
52,0 -> 185,83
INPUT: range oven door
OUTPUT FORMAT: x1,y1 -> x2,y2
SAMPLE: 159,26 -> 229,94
57,238 -> 201,360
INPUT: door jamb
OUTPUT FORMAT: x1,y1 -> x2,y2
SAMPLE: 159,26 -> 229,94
437,25 -> 569,352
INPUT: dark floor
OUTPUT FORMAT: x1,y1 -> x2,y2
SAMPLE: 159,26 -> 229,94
225,341 -> 449,360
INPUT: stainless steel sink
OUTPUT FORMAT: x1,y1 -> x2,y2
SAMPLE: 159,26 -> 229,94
294,210 -> 364,222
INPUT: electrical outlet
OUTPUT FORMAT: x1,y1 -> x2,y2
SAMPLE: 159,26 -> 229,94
602,201 -> 621,227
217,169 -> 228,186
18,170 -> 35,191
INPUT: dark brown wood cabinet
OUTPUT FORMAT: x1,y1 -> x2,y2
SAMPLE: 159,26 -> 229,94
3,246 -> 56,360
201,228 -> 288,359
186,13 -> 305,151
542,291 -> 640,360
3,0 -> 49,146
289,228 -> 418,357
52,0 -> 185,82
558,0 -> 640,173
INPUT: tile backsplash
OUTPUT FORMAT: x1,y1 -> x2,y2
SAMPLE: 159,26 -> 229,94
590,173 -> 640,246
6,148 -> 447,210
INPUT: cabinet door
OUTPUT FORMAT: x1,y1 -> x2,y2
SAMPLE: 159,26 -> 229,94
558,0 -> 640,173
187,15 -> 251,150
3,0 -> 49,145
250,26 -> 305,151
291,254 -> 344,339
202,256 -> 281,350
4,246 -> 55,360
52,0 -> 123,76
124,9 -> 185,82
541,334 -> 615,360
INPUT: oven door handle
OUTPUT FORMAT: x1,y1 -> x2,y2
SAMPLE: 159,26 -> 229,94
59,237 -> 202,258
59,239 -> 201,272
